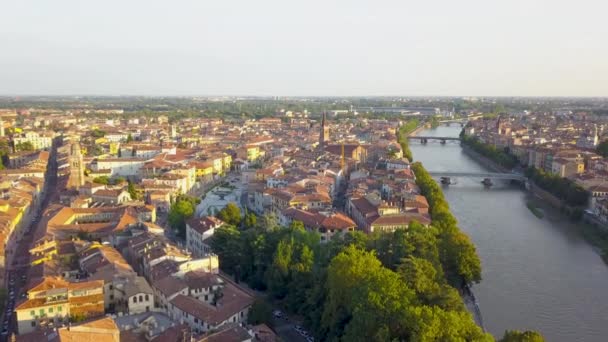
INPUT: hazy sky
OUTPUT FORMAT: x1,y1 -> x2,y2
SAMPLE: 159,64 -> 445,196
2,0 -> 608,96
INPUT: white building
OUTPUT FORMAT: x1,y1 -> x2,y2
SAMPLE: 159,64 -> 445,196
168,282 -> 253,335
120,276 -> 155,315
186,216 -> 224,257
92,158 -> 147,177
13,131 -> 54,151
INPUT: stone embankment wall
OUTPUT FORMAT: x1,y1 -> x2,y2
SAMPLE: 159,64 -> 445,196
461,142 -> 574,211
527,182 -> 564,208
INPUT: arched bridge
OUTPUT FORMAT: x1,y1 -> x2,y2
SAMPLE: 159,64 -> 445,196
407,136 -> 460,141
439,119 -> 468,123
428,171 -> 526,182
407,136 -> 461,144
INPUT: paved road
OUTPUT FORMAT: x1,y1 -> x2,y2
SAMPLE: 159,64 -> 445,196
271,316 -> 308,342
1,141 -> 60,340
217,272 -> 312,342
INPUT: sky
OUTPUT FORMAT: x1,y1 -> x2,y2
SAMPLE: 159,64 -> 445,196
1,0 -> 608,97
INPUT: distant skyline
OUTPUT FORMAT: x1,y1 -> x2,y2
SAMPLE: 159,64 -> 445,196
2,0 -> 608,97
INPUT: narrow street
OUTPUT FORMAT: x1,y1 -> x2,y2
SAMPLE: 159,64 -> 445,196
1,140 -> 60,339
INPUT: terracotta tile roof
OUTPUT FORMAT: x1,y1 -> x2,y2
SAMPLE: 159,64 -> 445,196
57,316 -> 120,342
152,276 -> 188,297
251,324 -> 278,342
184,271 -> 223,290
68,293 -> 104,305
283,208 -> 355,231
149,259 -> 180,281
27,276 -> 69,293
350,197 -> 377,216
16,297 -> 65,310
186,216 -> 225,235
150,323 -> 191,342
170,283 -> 253,326
201,324 -> 252,342
370,213 -> 431,227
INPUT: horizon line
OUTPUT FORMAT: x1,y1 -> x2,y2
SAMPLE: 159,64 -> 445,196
1,94 -> 608,99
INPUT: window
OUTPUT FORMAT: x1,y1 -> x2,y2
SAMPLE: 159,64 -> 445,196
133,297 -> 137,303
204,295 -> 208,301
194,318 -> 199,324
57,306 -> 62,312
31,322 -> 36,327
146,306 -> 150,312
49,307 -> 53,314
145,294 -> 149,301
30,310 -> 35,317
139,295 -> 143,302
39,309 -> 45,316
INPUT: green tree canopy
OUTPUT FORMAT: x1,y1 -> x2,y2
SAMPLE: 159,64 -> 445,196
91,129 -> 106,138
525,166 -> 589,207
248,299 -> 273,325
168,195 -> 200,238
397,119 -> 420,162
460,134 -> 518,169
411,162 -> 482,286
500,330 -> 545,342
127,181 -> 138,200
217,202 -> 242,226
16,141 -> 34,151
243,211 -> 257,229
93,176 -> 110,185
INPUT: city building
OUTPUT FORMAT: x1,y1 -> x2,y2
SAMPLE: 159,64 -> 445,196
186,216 -> 224,257
15,277 -> 105,334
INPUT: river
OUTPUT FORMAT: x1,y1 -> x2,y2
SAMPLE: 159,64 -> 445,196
410,126 -> 608,342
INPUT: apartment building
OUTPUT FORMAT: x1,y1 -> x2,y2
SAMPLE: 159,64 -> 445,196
15,277 -> 104,334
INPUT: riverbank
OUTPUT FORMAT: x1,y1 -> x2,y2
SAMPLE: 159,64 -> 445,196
460,144 -> 509,173
410,125 -> 608,341
526,201 -> 544,219
408,123 -> 430,137
460,136 -> 581,215
401,127 -> 486,330
398,119 -> 422,161
461,136 -> 608,267
579,223 -> 608,264
410,162 -> 486,332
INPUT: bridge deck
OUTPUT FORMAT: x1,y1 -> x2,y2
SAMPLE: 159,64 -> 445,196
428,171 -> 526,181
407,136 -> 461,140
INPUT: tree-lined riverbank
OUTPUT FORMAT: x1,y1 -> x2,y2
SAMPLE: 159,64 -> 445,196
410,125 -> 608,341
